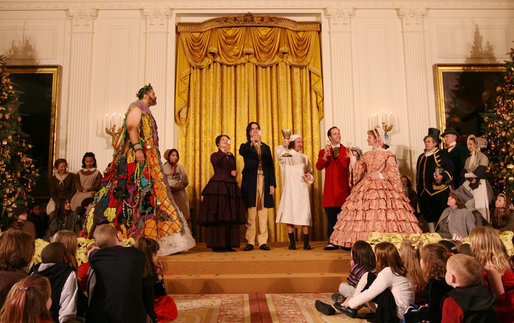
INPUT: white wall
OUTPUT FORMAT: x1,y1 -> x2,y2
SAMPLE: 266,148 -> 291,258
0,0 -> 513,181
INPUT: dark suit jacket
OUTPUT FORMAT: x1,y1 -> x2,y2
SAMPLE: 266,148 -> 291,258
443,144 -> 469,187
87,246 -> 147,323
239,142 -> 276,208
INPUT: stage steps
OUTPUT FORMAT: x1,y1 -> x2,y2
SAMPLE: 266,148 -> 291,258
160,241 -> 352,293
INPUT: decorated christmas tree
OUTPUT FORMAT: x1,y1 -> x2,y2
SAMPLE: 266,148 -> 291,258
482,48 -> 514,196
0,55 -> 39,223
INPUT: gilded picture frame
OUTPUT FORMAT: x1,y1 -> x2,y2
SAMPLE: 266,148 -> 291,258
434,64 -> 505,138
5,65 -> 61,198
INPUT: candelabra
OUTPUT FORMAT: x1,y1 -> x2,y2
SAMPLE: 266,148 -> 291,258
103,113 -> 125,148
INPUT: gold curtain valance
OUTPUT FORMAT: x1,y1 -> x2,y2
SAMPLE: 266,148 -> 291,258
175,19 -> 323,126
177,14 -> 321,33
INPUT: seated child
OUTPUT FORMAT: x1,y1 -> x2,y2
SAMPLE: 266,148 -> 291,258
33,242 -> 79,323
469,226 -> 514,323
87,224 -> 147,323
315,240 -> 376,316
442,254 -> 497,323
28,201 -> 50,239
0,275 -> 53,323
135,237 -> 178,323
8,206 -> 36,240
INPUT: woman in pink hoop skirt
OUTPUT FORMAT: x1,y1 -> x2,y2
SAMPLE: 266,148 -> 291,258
330,128 -> 422,248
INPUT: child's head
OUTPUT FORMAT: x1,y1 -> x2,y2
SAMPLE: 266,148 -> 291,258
41,242 -> 67,264
13,206 -> 28,222
457,243 -> 472,256
495,193 -> 511,209
29,202 -> 42,216
399,240 -> 424,289
351,240 -> 376,271
469,226 -> 511,274
52,230 -> 78,269
0,275 -> 52,323
420,243 -> 449,283
135,236 -> 160,278
438,239 -> 458,255
374,242 -> 408,277
445,254 -> 482,288
93,224 -> 123,248
0,231 -> 35,271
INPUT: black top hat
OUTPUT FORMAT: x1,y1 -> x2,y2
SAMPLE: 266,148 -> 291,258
426,128 -> 441,141
441,127 -> 460,137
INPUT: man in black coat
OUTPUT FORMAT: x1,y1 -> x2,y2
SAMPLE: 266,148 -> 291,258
240,122 -> 276,251
441,127 -> 469,188
87,224 -> 148,323
416,128 -> 455,233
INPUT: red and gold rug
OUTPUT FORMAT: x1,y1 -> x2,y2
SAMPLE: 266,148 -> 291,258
172,293 -> 367,322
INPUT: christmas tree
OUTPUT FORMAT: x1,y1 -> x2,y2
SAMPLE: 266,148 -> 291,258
0,55 -> 39,223
482,48 -> 514,196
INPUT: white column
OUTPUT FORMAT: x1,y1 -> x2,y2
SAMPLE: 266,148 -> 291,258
65,8 -> 97,171
142,8 -> 172,153
324,8 -> 356,144
397,8 -> 430,170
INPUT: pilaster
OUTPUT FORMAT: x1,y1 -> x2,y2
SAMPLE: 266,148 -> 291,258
324,8 -> 356,144
66,8 -> 97,170
397,8 -> 430,167
142,8 -> 172,150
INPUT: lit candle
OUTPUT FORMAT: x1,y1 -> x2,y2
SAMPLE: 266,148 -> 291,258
111,112 -> 116,128
104,114 -> 108,129
119,113 -> 123,128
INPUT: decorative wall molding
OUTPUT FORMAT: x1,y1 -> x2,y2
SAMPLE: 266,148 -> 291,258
324,8 -> 354,32
1,0 -> 514,11
396,8 -> 427,32
67,8 -> 97,32
142,8 -> 172,32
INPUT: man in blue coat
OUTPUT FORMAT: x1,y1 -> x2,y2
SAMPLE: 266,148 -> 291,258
240,122 -> 276,251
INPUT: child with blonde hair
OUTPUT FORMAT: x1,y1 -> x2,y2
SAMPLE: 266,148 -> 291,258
399,240 -> 425,304
0,275 -> 53,323
52,230 -> 78,270
469,226 -> 513,323
442,254 -> 497,322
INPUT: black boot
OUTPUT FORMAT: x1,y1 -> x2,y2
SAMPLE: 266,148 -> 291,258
288,233 -> 296,250
303,234 -> 311,250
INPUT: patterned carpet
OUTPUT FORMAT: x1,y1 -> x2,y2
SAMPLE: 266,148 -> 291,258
171,293 -> 368,322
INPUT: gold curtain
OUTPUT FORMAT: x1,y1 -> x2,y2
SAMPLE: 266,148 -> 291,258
175,16 -> 324,242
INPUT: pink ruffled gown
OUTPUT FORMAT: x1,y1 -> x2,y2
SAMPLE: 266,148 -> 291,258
330,149 -> 422,248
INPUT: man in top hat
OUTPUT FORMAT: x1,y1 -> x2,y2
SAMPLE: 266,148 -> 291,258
416,128 -> 455,232
240,122 -> 276,251
441,127 -> 469,187
315,126 -> 350,250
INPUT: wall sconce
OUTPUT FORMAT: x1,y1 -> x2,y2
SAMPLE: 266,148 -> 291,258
103,112 -> 124,148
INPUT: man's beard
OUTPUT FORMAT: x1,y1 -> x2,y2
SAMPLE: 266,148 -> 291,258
149,97 -> 157,106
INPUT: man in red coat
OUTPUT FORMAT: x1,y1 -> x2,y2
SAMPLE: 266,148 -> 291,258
316,127 -> 351,250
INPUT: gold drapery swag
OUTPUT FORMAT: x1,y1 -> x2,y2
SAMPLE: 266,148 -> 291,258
175,15 -> 325,242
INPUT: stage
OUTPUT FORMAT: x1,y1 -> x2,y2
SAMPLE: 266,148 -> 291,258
161,241 -> 352,294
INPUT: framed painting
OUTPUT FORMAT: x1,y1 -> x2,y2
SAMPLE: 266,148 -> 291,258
5,65 -> 61,198
434,64 -> 505,139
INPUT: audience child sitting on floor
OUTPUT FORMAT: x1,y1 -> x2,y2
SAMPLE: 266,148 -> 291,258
135,237 -> 178,323
442,254 -> 498,323
0,230 -> 35,307
469,226 -> 514,323
87,224 -> 148,323
315,240 -> 376,316
404,243 -> 453,323
32,242 -> 81,323
399,240 -> 425,305
0,275 -> 53,323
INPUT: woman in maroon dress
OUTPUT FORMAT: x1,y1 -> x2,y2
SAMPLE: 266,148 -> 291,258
199,135 -> 247,252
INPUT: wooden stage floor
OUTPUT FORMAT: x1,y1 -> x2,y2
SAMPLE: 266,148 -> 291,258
160,241 -> 352,294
